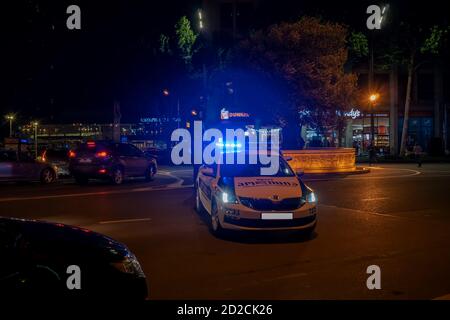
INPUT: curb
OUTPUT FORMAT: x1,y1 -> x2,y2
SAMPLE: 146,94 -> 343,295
300,166 -> 370,177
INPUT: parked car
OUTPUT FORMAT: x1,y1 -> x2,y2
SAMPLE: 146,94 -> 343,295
144,147 -> 171,165
0,217 -> 148,299
41,149 -> 70,177
0,150 -> 57,184
69,141 -> 157,185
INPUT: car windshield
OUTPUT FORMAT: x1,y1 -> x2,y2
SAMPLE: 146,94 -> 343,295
219,159 -> 295,177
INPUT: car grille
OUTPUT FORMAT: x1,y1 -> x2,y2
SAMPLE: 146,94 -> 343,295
239,197 -> 304,211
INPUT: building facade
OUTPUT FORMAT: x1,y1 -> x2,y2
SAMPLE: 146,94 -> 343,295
301,62 -> 449,156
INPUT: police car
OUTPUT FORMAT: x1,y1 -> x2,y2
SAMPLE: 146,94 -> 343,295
195,153 -> 317,237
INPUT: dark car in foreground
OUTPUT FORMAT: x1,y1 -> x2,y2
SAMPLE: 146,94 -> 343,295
69,141 -> 157,185
0,217 -> 147,300
0,150 -> 57,184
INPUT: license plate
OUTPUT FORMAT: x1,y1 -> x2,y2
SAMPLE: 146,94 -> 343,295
79,158 -> 92,163
261,213 -> 293,220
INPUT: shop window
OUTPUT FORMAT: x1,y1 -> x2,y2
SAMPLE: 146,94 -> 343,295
398,117 -> 433,151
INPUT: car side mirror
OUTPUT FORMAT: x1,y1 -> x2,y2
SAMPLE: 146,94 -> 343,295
201,167 -> 215,177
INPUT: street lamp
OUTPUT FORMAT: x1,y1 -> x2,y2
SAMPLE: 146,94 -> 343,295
368,4 -> 388,153
5,114 -> 15,137
32,121 -> 39,159
369,93 -> 379,103
162,89 -> 181,128
369,93 -> 379,148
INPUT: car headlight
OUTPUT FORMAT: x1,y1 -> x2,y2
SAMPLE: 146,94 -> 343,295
306,192 -> 317,203
111,254 -> 145,277
221,191 -> 238,204
218,177 -> 238,204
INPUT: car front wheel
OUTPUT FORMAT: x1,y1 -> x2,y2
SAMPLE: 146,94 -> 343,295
40,168 -> 56,184
111,167 -> 124,185
145,165 -> 156,182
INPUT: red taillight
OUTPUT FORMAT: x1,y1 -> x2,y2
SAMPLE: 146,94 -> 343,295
68,150 -> 76,158
95,151 -> 109,158
98,169 -> 107,174
87,141 -> 96,148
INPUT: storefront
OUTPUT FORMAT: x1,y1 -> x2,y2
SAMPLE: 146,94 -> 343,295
301,108 -> 391,154
348,111 -> 390,155
398,116 -> 433,152
301,107 -> 437,155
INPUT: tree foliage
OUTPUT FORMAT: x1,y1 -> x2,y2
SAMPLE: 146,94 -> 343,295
348,31 -> 369,58
240,16 -> 358,134
421,25 -> 449,55
174,16 -> 198,68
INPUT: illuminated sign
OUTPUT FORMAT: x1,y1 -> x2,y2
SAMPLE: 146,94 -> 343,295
344,108 -> 362,119
140,118 -> 159,123
140,117 -> 181,123
300,108 -> 362,119
220,108 -> 250,120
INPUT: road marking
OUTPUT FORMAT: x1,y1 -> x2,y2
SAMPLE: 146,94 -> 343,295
98,218 -> 151,225
131,187 -> 153,192
303,167 -> 421,182
0,169 -> 194,203
347,168 -> 421,180
433,293 -> 450,300
361,197 -> 389,201
0,184 -> 193,203
320,204 -> 402,219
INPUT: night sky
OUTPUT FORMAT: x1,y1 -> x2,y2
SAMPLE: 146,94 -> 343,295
2,0 -> 448,124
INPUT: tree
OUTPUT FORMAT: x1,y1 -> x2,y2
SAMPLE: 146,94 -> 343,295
240,16 -> 358,146
159,16 -> 199,70
382,23 -> 448,156
174,16 -> 198,69
158,16 -> 238,126
348,31 -> 369,61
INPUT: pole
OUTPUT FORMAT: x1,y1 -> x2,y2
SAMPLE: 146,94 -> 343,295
444,104 -> 448,154
370,108 -> 375,146
369,31 -> 375,147
34,124 -> 38,159
9,119 -> 13,137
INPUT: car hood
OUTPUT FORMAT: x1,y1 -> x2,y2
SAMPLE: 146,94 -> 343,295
0,217 -> 130,263
233,177 -> 302,199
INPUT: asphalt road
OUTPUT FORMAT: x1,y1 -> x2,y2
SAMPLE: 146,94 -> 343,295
1,164 -> 450,300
